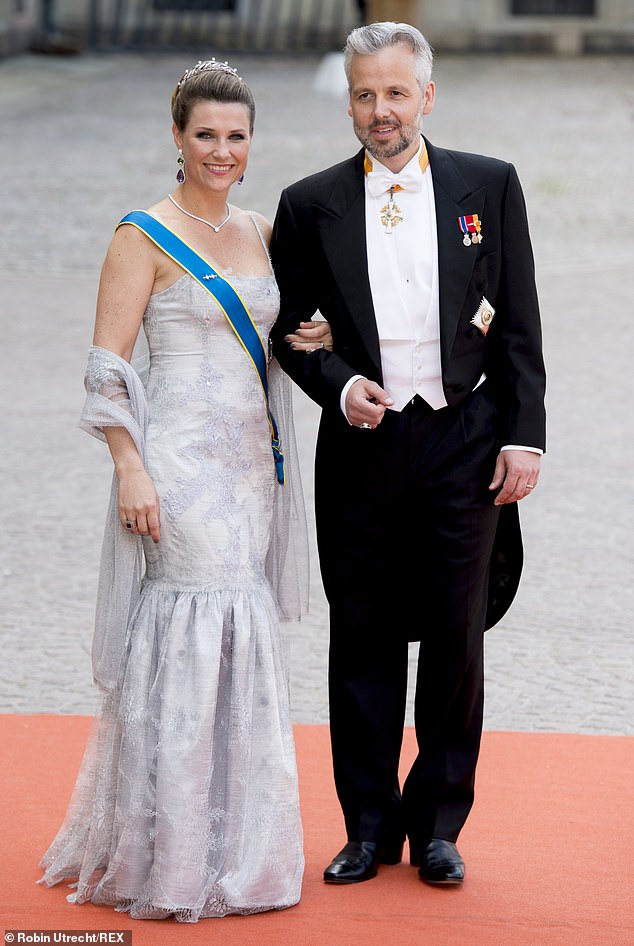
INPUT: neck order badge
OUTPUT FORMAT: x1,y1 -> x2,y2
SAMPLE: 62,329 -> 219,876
364,144 -> 430,233
381,188 -> 403,233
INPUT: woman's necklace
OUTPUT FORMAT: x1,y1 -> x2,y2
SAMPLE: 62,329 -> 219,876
168,193 -> 232,233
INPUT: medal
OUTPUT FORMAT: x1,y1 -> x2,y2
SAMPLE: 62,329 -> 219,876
381,187 -> 403,233
470,296 -> 495,336
365,142 -> 431,234
458,213 -> 482,245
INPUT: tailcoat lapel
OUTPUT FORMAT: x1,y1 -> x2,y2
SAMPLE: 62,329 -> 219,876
426,140 -> 486,367
314,150 -> 383,380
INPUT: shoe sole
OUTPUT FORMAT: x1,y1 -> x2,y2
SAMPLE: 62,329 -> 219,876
323,870 -> 378,884
419,874 -> 464,886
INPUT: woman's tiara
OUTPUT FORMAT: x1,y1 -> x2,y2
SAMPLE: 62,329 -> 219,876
177,58 -> 242,90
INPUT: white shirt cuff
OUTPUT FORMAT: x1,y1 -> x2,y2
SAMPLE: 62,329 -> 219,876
340,375 -> 366,422
501,445 -> 543,455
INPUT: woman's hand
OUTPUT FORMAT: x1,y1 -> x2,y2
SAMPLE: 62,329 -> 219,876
118,466 -> 161,542
285,320 -> 333,353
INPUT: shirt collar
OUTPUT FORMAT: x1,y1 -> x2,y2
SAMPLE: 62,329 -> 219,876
363,136 -> 429,179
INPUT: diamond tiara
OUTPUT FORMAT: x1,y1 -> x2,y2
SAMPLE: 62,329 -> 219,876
177,58 -> 242,90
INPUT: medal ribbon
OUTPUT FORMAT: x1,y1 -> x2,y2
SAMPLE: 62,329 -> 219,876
458,214 -> 481,235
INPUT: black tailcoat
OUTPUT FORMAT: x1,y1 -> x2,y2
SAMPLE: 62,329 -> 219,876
270,139 -> 546,633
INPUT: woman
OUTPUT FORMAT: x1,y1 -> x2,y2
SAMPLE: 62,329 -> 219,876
38,59 -> 330,922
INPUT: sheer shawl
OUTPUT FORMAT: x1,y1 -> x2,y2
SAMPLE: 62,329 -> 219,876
80,345 -> 309,693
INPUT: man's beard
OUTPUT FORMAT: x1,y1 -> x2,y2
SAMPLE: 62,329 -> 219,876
353,109 -> 424,161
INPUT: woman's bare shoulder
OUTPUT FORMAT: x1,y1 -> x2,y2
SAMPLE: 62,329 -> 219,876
241,208 -> 272,243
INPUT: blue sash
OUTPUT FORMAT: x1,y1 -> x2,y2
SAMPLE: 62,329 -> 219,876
117,210 -> 285,485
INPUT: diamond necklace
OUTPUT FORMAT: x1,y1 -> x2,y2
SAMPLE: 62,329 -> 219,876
168,193 -> 232,233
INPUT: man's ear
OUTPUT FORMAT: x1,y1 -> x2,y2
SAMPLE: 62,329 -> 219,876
422,81 -> 436,117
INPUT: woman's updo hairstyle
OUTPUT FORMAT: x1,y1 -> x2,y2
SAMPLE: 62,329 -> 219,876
171,59 -> 255,133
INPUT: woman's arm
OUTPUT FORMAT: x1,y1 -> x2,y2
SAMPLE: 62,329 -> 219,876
93,224 -> 157,359
255,210 -> 334,355
93,225 -> 162,542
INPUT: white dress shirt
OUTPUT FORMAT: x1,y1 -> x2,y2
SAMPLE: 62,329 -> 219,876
341,138 -> 446,412
367,139 -> 445,411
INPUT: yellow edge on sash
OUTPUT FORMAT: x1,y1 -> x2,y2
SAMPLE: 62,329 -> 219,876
116,217 -> 281,471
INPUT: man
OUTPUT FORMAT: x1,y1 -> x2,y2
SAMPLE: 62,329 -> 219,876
270,22 -> 546,887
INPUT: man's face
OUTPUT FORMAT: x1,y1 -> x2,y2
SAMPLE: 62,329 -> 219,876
348,44 -> 435,172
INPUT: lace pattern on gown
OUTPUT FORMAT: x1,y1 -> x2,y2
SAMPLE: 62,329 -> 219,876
39,228 -> 307,920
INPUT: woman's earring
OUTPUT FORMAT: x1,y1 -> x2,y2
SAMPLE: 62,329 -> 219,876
237,174 -> 244,185
176,150 -> 185,184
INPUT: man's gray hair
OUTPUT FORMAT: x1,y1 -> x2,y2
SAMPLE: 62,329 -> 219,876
343,21 -> 434,91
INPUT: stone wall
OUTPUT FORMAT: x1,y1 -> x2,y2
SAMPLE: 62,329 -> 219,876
1,0 -> 633,57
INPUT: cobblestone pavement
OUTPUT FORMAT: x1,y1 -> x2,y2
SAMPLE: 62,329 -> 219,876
0,51 -> 632,734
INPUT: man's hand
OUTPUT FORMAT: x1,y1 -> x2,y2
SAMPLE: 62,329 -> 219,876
489,450 -> 541,506
345,379 -> 394,428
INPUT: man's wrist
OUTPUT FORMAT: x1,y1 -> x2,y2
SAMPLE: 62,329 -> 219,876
501,445 -> 543,455
340,375 -> 366,422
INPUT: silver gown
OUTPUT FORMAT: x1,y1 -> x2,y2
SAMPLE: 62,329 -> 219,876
39,217 -> 306,921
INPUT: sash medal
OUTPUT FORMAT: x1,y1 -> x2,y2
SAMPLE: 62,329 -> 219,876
458,213 -> 482,246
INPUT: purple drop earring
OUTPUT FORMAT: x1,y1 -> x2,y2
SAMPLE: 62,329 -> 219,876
237,174 -> 244,185
176,150 -> 185,184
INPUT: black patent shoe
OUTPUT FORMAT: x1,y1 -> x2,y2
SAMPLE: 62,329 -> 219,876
416,838 -> 465,885
323,839 -> 403,884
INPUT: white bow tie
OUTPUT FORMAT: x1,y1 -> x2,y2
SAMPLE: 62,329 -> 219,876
366,164 -> 424,199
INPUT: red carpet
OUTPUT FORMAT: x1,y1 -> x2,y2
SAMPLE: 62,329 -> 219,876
2,715 -> 633,945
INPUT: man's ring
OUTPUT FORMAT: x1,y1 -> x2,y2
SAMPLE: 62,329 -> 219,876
359,422 -> 372,429
125,520 -> 135,529
526,484 -> 535,490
